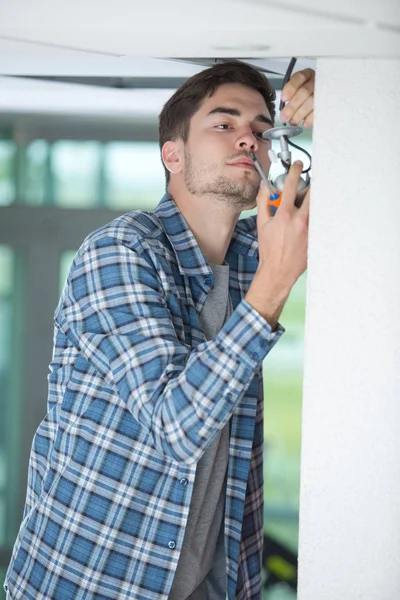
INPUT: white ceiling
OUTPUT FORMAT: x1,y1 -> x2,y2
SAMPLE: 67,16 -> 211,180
0,0 -> 399,76
0,0 -> 399,119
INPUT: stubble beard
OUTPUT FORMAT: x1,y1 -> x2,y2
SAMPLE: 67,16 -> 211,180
184,147 -> 258,211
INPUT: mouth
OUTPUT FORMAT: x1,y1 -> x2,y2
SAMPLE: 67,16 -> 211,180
228,161 -> 256,171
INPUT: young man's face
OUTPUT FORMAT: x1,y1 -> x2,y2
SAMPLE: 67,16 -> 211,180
182,83 -> 273,210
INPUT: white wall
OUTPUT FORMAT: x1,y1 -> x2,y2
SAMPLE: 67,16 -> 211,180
298,58 -> 400,599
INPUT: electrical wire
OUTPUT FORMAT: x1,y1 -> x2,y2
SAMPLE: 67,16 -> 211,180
287,138 -> 312,173
279,57 -> 312,175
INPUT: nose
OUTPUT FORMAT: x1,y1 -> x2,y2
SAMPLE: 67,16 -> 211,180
236,127 -> 258,152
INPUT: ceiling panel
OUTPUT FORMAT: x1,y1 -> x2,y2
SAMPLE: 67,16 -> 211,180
0,0 -> 399,72
250,0 -> 400,26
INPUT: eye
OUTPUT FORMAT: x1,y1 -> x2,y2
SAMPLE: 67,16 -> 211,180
215,123 -> 231,130
254,132 -> 271,145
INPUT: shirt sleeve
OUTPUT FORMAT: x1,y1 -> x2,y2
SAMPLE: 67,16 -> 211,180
56,235 -> 284,465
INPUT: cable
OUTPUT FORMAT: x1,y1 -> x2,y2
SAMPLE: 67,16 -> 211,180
279,57 -> 312,175
287,138 -> 312,173
280,137 -> 312,174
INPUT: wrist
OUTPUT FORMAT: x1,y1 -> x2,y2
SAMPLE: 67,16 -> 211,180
245,267 -> 290,329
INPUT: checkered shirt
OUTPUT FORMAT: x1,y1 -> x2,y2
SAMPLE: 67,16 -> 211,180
5,193 -> 283,599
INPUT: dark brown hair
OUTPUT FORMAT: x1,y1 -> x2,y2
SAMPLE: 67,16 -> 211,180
158,61 -> 276,184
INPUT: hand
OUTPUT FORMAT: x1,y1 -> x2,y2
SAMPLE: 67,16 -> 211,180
245,162 -> 310,329
280,68 -> 315,128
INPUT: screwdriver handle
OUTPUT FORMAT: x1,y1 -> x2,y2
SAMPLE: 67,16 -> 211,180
267,192 -> 282,208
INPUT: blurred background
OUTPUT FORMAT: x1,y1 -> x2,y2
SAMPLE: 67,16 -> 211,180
1,0 -> 399,594
0,66 -> 311,600
0,61 -> 312,599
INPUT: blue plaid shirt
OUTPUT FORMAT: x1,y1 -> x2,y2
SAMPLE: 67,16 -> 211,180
6,194 -> 283,600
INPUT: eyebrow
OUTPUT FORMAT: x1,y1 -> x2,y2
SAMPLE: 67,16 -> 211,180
206,106 -> 274,128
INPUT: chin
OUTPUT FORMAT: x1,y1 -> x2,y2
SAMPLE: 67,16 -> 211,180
240,199 -> 257,212
199,174 -> 258,206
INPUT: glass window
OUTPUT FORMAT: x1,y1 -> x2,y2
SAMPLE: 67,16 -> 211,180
59,249 -> 78,295
104,142 -> 165,210
52,141 -> 102,208
263,273 -> 306,551
0,141 -> 16,206
265,584 -> 296,599
24,139 -> 49,205
0,246 -> 19,555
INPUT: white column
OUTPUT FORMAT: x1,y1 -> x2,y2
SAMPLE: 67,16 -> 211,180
298,59 -> 400,599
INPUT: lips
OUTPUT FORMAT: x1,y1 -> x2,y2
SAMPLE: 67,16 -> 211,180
229,160 -> 256,170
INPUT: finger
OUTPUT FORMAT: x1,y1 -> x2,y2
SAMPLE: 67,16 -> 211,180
281,68 -> 315,103
303,112 -> 314,128
280,80 -> 314,123
255,180 -> 273,224
279,161 -> 304,213
286,95 -> 314,128
298,186 -> 311,219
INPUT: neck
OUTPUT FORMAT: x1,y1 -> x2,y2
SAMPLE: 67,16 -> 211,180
168,183 -> 240,266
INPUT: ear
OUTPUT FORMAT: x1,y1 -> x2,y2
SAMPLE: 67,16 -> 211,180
161,141 -> 183,175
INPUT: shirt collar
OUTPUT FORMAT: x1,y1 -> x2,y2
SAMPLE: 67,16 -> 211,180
153,193 -> 259,277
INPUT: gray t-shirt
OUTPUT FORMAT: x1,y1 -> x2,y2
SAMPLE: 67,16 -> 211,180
168,263 -> 232,600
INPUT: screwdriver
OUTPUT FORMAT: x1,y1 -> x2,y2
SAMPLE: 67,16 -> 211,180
250,152 -> 282,210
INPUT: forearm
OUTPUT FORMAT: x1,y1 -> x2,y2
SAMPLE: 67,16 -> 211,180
244,266 -> 291,331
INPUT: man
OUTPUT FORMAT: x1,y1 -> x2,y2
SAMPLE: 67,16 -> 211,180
5,61 -> 315,599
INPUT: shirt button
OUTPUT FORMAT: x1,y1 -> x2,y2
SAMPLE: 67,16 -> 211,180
225,393 -> 233,401
250,351 -> 260,361
204,276 -> 211,286
179,477 -> 188,486
168,541 -> 176,549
